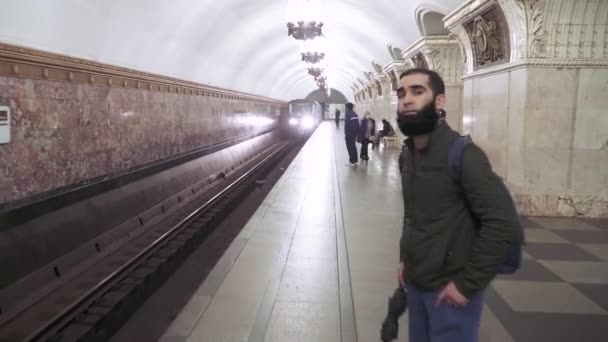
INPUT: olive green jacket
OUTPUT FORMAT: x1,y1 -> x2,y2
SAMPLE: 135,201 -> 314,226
399,122 -> 518,298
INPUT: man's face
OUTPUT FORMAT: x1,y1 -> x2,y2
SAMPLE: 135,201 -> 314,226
395,73 -> 445,136
397,73 -> 441,116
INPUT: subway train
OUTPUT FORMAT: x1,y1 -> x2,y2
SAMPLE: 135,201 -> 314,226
281,99 -> 323,139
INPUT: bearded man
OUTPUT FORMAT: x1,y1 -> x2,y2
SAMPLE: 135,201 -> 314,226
396,68 -> 517,342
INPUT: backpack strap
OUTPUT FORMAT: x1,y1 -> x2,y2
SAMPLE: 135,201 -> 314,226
447,135 -> 472,180
446,135 -> 525,274
398,143 -> 408,173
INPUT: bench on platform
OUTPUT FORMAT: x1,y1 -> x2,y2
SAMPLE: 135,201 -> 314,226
382,136 -> 401,149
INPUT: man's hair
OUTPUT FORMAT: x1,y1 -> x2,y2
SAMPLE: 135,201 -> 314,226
399,68 -> 445,97
346,102 -> 354,111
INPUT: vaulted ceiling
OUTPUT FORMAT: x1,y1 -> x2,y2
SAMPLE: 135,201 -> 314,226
0,0 -> 463,101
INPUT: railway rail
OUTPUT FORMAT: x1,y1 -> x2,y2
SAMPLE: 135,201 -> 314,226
0,140 -> 295,342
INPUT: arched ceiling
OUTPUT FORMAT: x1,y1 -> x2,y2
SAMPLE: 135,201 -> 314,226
0,0 -> 463,101
306,88 -> 348,104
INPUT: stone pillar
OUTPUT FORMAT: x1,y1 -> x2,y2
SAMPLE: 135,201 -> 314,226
445,0 -> 608,217
352,83 -> 361,104
379,76 -> 393,120
401,36 -> 465,133
364,60 -> 393,121
371,79 -> 382,115
365,76 -> 389,121
354,77 -> 367,111
386,62 -> 413,141
384,62 -> 408,119
363,83 -> 373,114
385,68 -> 400,115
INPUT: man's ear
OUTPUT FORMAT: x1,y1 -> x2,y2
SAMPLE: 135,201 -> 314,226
435,94 -> 446,111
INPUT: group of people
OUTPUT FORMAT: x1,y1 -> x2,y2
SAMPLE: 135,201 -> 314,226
344,68 -> 522,342
341,104 -> 395,165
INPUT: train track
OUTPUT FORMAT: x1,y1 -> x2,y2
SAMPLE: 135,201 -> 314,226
0,140 -> 295,342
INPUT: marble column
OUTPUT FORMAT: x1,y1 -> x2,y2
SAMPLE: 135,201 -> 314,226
365,76 -> 389,120
445,0 -> 608,217
383,62 -> 411,141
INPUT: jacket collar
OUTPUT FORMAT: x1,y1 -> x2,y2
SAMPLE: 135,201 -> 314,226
404,120 -> 450,152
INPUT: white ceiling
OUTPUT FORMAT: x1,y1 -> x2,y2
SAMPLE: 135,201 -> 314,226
0,0 -> 463,101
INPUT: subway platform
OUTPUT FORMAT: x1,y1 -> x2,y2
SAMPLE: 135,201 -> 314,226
159,122 -> 608,342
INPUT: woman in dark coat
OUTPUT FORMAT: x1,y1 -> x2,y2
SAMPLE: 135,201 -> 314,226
358,111 -> 376,161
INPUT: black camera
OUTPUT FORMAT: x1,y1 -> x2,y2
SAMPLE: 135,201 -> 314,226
380,287 -> 408,342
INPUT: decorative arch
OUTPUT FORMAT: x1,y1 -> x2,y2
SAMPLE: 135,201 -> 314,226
411,52 -> 429,69
306,88 -> 348,103
375,80 -> 383,97
415,3 -> 451,36
388,70 -> 398,91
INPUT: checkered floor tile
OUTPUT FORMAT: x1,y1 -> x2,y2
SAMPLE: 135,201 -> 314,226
487,216 -> 608,342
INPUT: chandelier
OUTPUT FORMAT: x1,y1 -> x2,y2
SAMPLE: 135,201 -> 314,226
286,0 -> 331,95
308,67 -> 323,79
316,76 -> 327,88
287,22 -> 323,40
301,52 -> 325,63
286,0 -> 324,40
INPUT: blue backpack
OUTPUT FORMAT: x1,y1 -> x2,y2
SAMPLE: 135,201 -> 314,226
447,135 -> 524,275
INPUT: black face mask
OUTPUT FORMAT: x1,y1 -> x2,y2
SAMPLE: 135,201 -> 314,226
396,100 -> 439,136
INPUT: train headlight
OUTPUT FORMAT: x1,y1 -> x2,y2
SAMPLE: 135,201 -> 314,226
301,115 -> 315,129
289,118 -> 298,125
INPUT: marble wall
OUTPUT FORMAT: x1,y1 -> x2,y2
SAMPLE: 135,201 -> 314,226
445,0 -> 608,216
0,76 -> 281,207
444,85 -> 463,133
462,66 -> 608,217
462,71 -> 510,177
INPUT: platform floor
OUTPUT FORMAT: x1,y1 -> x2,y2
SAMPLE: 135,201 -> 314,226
160,122 -> 608,342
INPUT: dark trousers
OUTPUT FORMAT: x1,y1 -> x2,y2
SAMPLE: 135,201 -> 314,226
375,131 -> 389,147
360,138 -> 370,160
345,135 -> 358,163
406,281 -> 485,342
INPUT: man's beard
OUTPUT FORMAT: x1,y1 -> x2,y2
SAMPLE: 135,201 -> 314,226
396,101 -> 439,136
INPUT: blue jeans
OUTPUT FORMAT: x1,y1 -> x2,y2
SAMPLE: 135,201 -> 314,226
345,135 -> 358,163
406,281 -> 484,342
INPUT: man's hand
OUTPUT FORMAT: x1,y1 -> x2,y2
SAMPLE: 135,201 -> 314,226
436,281 -> 468,308
398,262 -> 406,288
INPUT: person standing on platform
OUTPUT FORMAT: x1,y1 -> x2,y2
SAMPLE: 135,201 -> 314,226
358,111 -> 375,161
335,109 -> 341,128
344,102 -> 359,166
395,68 -> 519,342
